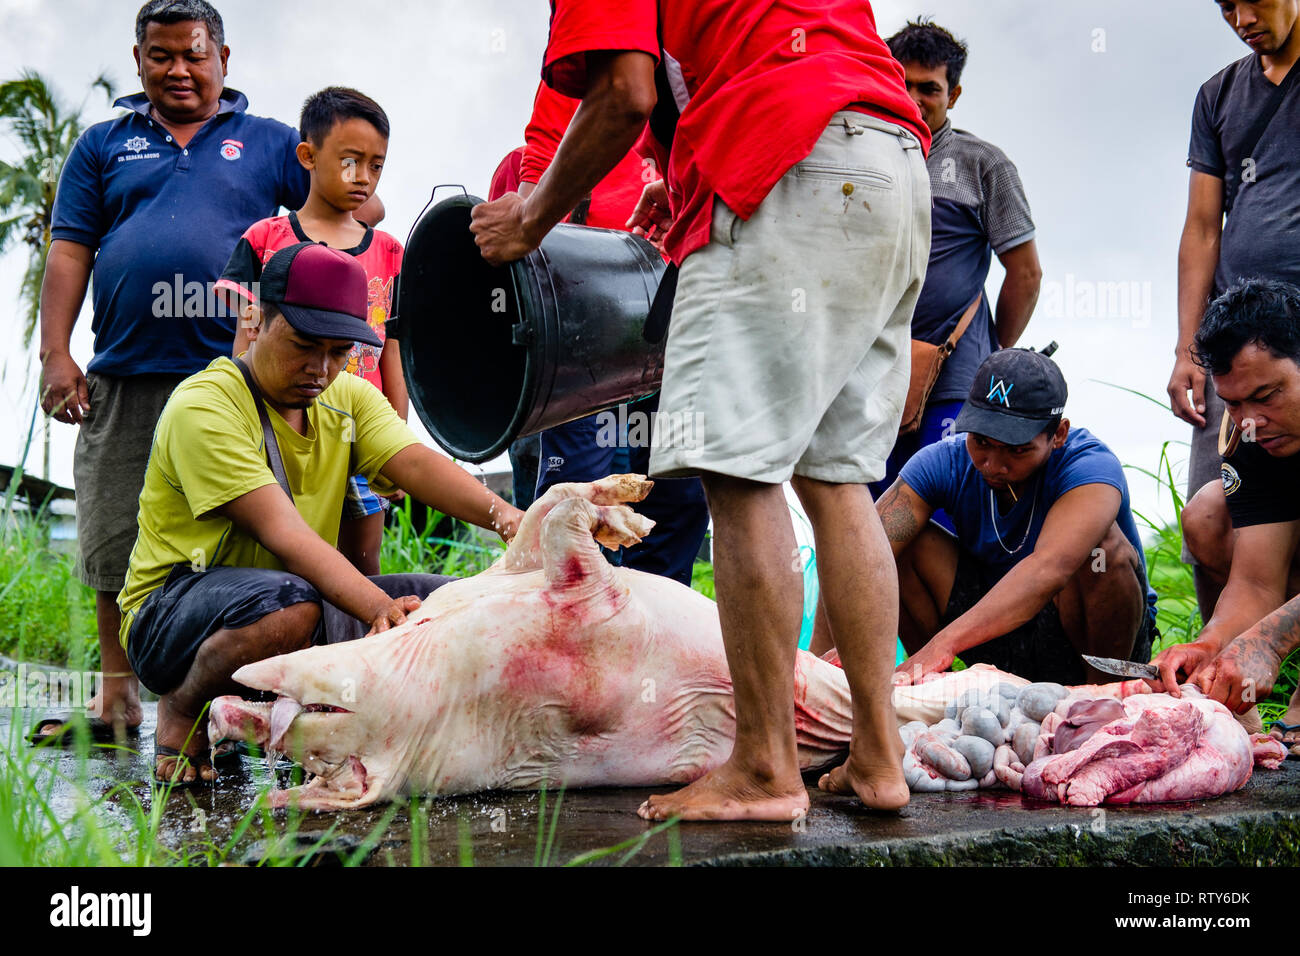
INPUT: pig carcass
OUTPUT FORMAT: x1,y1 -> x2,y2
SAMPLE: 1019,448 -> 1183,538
209,476 -> 858,810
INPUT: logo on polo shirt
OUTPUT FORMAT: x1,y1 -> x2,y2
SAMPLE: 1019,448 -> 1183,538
1221,462 -> 1241,496
118,135 -> 160,163
987,376 -> 1014,407
220,138 -> 243,161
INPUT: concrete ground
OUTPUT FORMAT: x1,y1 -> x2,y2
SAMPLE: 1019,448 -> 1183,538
7,701 -> 1298,866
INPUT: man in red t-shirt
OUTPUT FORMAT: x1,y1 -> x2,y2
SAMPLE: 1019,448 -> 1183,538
473,1 -> 931,821
513,81 -> 710,586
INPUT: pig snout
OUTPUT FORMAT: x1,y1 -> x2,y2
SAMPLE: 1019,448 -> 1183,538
209,696 -> 272,748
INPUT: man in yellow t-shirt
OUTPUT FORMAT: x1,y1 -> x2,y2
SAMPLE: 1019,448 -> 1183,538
121,242 -> 523,786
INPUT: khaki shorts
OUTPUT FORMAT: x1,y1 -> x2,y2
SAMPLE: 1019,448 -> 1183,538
74,372 -> 188,592
649,111 -> 932,484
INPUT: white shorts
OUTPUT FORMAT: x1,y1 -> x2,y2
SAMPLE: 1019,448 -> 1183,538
649,111 -> 932,485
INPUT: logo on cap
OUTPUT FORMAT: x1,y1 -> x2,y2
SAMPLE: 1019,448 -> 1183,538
220,138 -> 243,161
987,376 -> 1014,407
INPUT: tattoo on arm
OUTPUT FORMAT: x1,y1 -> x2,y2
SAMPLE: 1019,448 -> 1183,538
879,484 -> 920,544
1254,597 -> 1300,659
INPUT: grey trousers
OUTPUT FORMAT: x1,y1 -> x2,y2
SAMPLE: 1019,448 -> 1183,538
1182,378 -> 1226,564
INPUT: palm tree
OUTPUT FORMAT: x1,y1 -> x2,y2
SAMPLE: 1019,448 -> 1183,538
0,69 -> 114,479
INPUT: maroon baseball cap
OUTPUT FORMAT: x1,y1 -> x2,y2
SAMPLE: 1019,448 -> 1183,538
259,241 -> 382,348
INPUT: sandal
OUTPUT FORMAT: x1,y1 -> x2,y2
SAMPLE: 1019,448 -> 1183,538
28,712 -> 140,747
1267,721 -> 1300,759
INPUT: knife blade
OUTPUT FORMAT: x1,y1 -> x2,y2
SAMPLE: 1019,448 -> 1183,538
1082,655 -> 1159,681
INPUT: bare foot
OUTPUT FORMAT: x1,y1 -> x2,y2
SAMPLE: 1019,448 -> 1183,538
154,695 -> 216,786
818,754 -> 910,811
637,758 -> 809,822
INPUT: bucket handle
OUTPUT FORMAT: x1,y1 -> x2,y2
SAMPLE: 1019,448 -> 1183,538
393,185 -> 475,339
402,184 -> 472,251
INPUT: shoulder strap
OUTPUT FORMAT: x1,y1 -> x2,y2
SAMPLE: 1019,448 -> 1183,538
233,357 -> 295,503
1227,60 -> 1300,211
942,291 -> 984,354
1218,408 -> 1241,457
1241,60 -> 1300,161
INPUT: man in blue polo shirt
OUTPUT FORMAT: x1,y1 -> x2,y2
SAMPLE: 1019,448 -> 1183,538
877,349 -> 1157,686
32,0 -> 308,744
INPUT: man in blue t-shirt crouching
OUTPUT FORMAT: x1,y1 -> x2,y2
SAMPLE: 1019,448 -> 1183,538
875,349 -> 1158,686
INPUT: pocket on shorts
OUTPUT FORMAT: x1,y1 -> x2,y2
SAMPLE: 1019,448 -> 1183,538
709,198 -> 743,248
82,373 -> 102,427
793,161 -> 895,190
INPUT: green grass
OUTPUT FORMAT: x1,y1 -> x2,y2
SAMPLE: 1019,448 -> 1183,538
380,495 -> 506,578
690,557 -> 715,599
0,398 -> 96,666
0,509 -> 97,667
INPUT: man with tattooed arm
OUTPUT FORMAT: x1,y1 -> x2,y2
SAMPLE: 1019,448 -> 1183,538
1151,279 -> 1300,754
876,349 -> 1158,687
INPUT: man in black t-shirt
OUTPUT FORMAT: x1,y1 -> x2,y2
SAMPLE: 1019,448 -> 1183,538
1153,280 -> 1300,755
1166,1 -> 1300,620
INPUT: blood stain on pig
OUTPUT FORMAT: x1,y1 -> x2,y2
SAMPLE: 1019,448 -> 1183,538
499,628 -> 620,739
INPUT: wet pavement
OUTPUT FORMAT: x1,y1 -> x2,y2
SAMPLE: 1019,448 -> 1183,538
5,702 -> 1298,866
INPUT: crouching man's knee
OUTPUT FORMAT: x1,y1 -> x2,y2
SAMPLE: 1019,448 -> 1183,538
1075,524 -> 1140,594
266,600 -> 323,653
1181,479 -> 1232,573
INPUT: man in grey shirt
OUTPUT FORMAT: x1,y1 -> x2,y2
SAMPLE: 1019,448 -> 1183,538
871,18 -> 1042,499
1167,0 -> 1300,614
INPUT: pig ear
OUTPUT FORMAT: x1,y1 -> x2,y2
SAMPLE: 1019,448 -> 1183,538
232,656 -> 289,694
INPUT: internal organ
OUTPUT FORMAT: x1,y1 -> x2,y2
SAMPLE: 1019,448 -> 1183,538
899,672 -> 1285,805
1021,694 -> 1281,806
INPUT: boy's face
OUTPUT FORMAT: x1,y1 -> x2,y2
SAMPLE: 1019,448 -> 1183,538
297,117 -> 388,214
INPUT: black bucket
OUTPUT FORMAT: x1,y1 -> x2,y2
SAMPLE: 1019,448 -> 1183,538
393,192 -> 667,463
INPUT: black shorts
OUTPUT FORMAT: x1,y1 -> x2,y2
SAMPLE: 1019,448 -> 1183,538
126,565 -> 454,694
942,549 -> 1157,686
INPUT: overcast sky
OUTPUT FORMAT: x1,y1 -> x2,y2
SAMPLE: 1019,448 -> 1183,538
0,0 -> 1251,534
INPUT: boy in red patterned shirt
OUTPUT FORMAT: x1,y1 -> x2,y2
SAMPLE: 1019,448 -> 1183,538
218,87 -> 404,575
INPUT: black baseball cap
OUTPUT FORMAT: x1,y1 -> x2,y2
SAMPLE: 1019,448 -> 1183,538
259,241 -> 382,348
953,349 -> 1068,445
